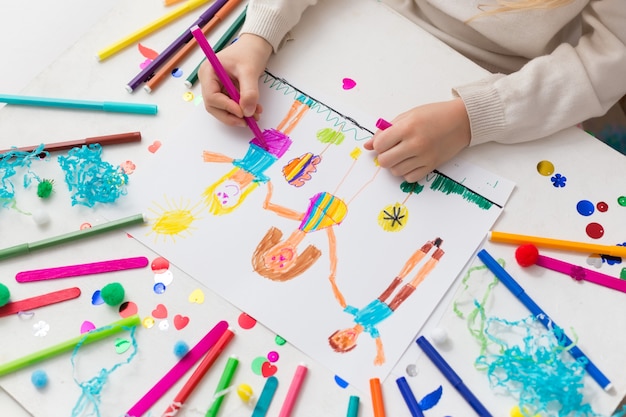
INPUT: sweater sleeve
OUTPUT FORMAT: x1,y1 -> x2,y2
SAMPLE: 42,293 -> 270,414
453,0 -> 626,146
240,0 -> 319,52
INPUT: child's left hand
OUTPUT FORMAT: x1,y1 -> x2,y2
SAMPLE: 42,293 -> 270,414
364,98 -> 471,182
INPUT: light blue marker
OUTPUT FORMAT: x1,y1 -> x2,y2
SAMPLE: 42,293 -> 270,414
0,93 -> 157,115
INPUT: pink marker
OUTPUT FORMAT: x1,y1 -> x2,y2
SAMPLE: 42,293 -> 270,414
278,363 -> 308,417
190,25 -> 269,150
16,256 -> 149,282
125,320 -> 229,417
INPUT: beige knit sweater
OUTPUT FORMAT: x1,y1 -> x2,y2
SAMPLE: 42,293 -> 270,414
240,0 -> 626,146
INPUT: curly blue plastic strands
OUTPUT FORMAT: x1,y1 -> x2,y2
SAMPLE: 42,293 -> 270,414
0,144 -> 47,204
473,315 -> 623,417
70,325 -> 138,417
57,144 -> 129,207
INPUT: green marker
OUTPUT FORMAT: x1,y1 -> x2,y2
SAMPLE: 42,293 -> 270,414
206,355 -> 239,417
185,6 -> 247,88
0,213 -> 146,261
0,315 -> 140,377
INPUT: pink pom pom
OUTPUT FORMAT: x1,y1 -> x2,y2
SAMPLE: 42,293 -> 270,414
515,244 -> 539,267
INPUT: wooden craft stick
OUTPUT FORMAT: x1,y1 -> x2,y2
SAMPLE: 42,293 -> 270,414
0,287 -> 81,317
16,256 -> 149,282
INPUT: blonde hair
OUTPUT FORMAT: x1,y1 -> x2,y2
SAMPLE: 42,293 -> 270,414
474,0 -> 574,18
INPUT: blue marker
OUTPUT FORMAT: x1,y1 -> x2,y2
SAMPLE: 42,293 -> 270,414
416,336 -> 493,417
477,248 -> 612,391
251,376 -> 278,417
395,377 -> 424,417
0,93 -> 157,115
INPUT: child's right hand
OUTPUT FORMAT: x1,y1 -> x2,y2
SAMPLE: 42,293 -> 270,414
199,33 -> 273,127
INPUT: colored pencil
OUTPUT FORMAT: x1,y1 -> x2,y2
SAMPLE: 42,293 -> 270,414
162,328 -> 235,416
369,377 -> 386,417
0,94 -> 157,114
190,25 -> 269,150
205,354 -> 239,417
16,256 -> 149,282
126,0 -> 229,92
278,363 -> 308,417
96,0 -> 212,61
145,0 -> 241,93
125,320 -> 229,417
489,230 -> 626,257
0,213 -> 146,261
0,315 -> 140,376
0,131 -> 141,155
477,248 -> 612,391
0,287 -> 81,318
184,5 -> 246,88
416,336 -> 493,416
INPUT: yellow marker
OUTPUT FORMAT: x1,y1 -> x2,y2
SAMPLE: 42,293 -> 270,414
96,0 -> 211,61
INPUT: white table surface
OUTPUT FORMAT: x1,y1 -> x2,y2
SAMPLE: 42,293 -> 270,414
1,0 -> 626,416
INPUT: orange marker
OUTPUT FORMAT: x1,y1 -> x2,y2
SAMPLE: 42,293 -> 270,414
369,377 -> 386,417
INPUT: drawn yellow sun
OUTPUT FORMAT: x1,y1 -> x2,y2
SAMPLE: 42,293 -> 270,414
147,196 -> 203,242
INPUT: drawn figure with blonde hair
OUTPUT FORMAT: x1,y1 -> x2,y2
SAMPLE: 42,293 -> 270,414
252,148 -> 381,282
328,238 -> 444,365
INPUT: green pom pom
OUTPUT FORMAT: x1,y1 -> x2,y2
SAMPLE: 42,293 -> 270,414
100,282 -> 125,306
0,283 -> 10,307
37,179 -> 54,199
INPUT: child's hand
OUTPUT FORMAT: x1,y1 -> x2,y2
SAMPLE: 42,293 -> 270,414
364,98 -> 471,182
199,33 -> 273,127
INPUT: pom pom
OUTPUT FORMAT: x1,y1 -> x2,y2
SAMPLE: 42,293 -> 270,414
173,340 -> 189,358
0,283 -> 10,307
430,327 -> 448,346
515,244 -> 539,267
31,369 -> 49,389
36,179 -> 54,199
32,210 -> 51,226
237,383 -> 255,404
100,282 -> 125,306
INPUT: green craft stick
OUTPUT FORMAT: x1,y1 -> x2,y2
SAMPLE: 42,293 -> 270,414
0,213 -> 146,261
185,5 -> 247,88
0,315 -> 141,377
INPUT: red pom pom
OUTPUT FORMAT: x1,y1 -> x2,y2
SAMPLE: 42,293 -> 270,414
515,244 -> 539,267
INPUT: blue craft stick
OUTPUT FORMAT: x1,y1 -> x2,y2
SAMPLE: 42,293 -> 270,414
0,93 -> 157,114
395,377 -> 424,417
476,248 -> 612,391
345,395 -> 359,417
416,336 -> 493,417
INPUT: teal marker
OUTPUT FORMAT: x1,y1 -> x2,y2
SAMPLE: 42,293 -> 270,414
0,93 -> 157,115
206,355 -> 239,417
251,376 -> 278,417
346,395 -> 359,417
0,213 -> 146,261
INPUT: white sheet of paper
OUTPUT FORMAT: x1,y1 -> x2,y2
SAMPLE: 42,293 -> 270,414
97,72 -> 514,390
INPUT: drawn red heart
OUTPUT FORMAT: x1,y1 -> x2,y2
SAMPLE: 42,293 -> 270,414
261,361 -> 278,377
174,314 -> 190,330
148,140 -> 162,153
151,303 -> 168,319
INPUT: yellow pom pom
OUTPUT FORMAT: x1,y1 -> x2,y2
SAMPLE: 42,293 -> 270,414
237,383 -> 254,404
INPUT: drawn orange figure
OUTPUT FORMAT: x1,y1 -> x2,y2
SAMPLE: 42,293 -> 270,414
252,148 -> 381,282
327,238 -> 444,365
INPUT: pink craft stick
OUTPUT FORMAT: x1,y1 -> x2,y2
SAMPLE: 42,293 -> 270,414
0,287 -> 81,317
124,320 -> 229,417
16,256 -> 149,282
536,254 -> 626,293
